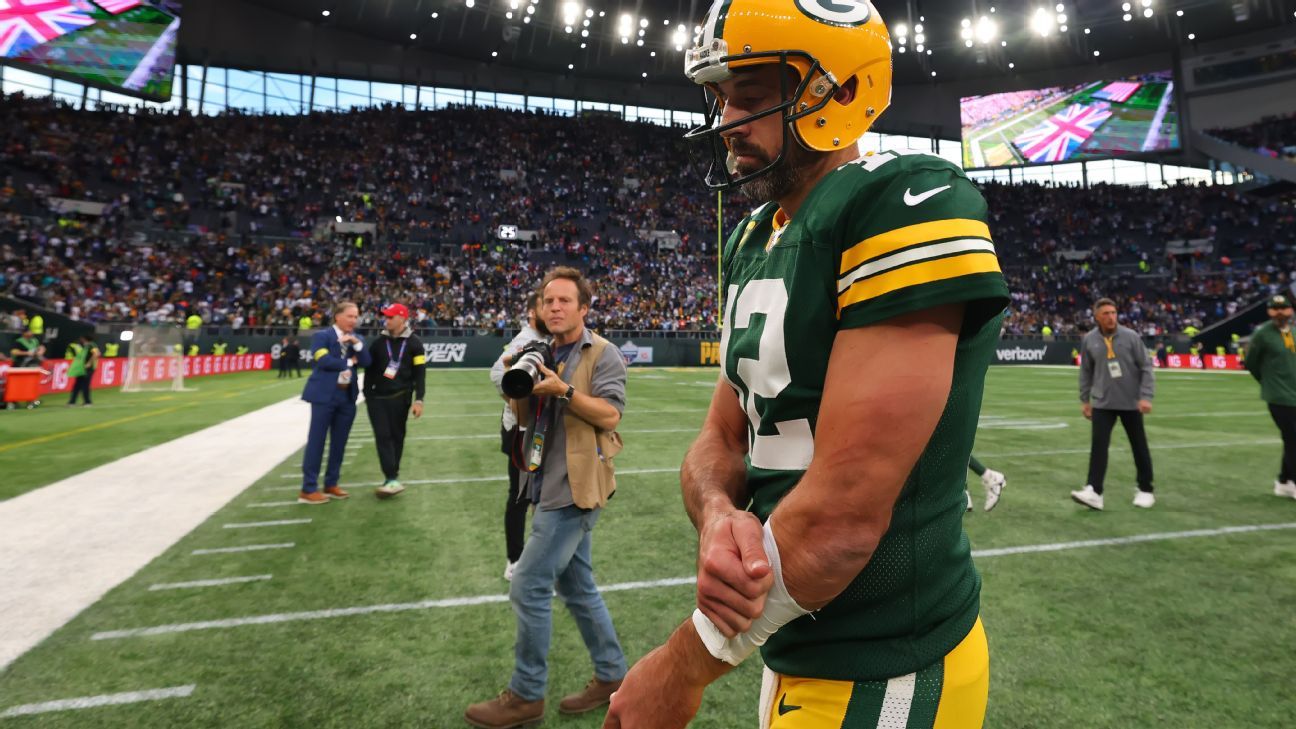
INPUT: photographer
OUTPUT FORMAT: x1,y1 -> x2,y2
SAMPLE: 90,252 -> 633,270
466,267 -> 628,728
363,303 -> 427,499
489,291 -> 548,581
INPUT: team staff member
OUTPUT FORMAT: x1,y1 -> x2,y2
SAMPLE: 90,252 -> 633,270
489,291 -> 548,581
67,335 -> 100,406
1244,294 -> 1296,500
1072,298 -> 1156,511
299,301 -> 371,505
363,303 -> 427,499
606,2 -> 1009,726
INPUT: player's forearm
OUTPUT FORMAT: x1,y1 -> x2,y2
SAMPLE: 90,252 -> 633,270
681,429 -> 749,533
663,616 -> 736,687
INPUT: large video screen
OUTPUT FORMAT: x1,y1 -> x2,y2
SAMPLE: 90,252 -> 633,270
961,71 -> 1179,169
1,1 -> 181,101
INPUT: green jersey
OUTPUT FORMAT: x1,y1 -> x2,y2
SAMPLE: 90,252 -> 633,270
718,150 -> 1009,682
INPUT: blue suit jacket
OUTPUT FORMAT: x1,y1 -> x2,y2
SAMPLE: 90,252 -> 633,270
302,328 -> 372,404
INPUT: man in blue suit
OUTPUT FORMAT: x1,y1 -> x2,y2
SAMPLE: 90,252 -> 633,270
299,301 -> 372,505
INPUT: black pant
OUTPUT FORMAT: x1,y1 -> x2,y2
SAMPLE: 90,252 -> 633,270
278,360 -> 289,378
365,393 -> 411,481
1087,408 -> 1154,494
502,426 -> 528,563
68,373 -> 92,404
1268,404 -> 1296,483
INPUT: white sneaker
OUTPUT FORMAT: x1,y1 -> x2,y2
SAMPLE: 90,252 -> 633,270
375,480 -> 405,499
1070,485 -> 1104,511
504,561 -> 517,581
965,490 -> 974,513
981,469 -> 1006,512
1133,491 -> 1156,509
1274,480 -> 1296,498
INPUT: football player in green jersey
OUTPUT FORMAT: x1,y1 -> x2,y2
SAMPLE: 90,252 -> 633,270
603,1 -> 1009,728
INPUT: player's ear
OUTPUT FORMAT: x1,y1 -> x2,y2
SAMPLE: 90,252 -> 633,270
833,76 -> 858,106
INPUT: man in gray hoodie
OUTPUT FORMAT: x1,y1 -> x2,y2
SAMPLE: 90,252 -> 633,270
1072,298 -> 1157,511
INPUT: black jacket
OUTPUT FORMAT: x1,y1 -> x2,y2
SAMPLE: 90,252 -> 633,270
363,328 -> 427,401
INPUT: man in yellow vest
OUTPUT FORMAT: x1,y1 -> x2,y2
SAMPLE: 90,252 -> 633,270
299,314 -> 313,333
235,345 -> 250,355
212,341 -> 228,356
186,312 -> 202,331
103,341 -> 120,357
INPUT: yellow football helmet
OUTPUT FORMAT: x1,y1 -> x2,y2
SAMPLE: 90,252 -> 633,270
683,0 -> 893,190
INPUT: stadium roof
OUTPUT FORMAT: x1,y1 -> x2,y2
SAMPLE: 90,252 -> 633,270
242,0 -> 1296,87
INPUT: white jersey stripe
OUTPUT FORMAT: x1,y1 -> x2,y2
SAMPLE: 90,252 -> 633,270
838,238 -> 997,293
876,672 -> 917,728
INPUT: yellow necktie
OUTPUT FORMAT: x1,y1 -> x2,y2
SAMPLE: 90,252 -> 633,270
1282,330 -> 1294,354
1102,335 -> 1116,360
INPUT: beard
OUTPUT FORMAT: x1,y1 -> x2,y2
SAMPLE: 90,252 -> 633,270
731,136 -> 822,202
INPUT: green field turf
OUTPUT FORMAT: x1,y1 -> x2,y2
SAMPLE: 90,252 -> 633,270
0,371 -> 303,501
1,366 -> 1294,728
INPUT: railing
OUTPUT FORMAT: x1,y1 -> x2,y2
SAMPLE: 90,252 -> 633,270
92,322 -> 721,340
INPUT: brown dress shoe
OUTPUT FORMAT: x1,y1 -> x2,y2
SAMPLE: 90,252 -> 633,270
297,491 -> 328,505
558,677 -> 622,715
464,690 -> 544,729
323,485 -> 349,500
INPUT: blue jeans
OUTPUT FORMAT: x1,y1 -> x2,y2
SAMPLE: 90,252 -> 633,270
508,505 -> 627,701
301,391 -> 356,492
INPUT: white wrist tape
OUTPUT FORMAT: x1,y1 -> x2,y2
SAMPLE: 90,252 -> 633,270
692,518 -> 812,666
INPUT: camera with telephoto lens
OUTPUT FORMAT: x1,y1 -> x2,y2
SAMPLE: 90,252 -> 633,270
501,341 -> 555,399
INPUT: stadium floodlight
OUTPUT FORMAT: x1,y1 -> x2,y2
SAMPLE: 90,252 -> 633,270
976,15 -> 997,44
898,45 -> 906,53
965,39 -> 973,47
120,330 -> 134,342
526,5 -> 534,13
1141,0 -> 1152,6
894,23 -> 907,37
1176,9 -> 1183,16
1084,27 -> 1090,33
1031,7 -> 1054,36
1060,24 -> 1067,31
583,18 -> 589,26
1122,12 -> 1132,21
585,8 -> 593,17
431,11 -> 438,18
1001,39 -> 1007,46
672,24 -> 687,48
639,18 -> 649,28
465,0 -> 474,7
961,17 -> 971,28
1187,32 -> 1195,39
492,50 -> 498,57
618,13 -> 633,42
506,11 -> 513,18
523,15 -> 531,22
321,9 -> 330,17
409,33 -> 417,40
568,63 -> 574,69
581,28 -> 588,37
1093,49 -> 1100,56
1057,13 -> 1067,23
1055,2 -> 1064,11
561,0 -> 580,26
1121,2 -> 1130,10
931,70 -> 937,77
509,0 -> 518,7
335,215 -> 342,222
1143,7 -> 1153,17
1008,61 -> 1015,68
916,43 -> 925,52
564,25 -> 572,32
914,32 -> 925,43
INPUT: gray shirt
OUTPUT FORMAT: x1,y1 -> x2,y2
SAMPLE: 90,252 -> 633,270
525,327 -> 627,511
1079,325 -> 1155,410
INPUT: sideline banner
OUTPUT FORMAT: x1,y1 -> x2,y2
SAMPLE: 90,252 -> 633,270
3,355 -> 272,395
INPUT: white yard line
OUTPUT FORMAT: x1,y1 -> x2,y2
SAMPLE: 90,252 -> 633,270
122,17 -> 180,91
981,438 -> 1279,459
1142,80 -> 1174,152
223,519 -> 312,529
0,685 -> 195,718
90,522 -> 1296,641
148,575 -> 273,591
191,543 -> 294,556
0,397 -> 311,671
246,502 -> 303,508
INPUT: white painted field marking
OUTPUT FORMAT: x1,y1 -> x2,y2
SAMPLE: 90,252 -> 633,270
222,519 -> 312,529
191,543 -> 294,556
0,685 -> 196,718
0,395 -> 310,671
311,466 -> 681,490
148,575 -> 273,591
393,427 -> 699,443
246,502 -> 302,508
90,523 -> 1296,641
981,438 -> 1279,459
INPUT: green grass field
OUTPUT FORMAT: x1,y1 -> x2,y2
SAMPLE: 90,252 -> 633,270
1,366 -> 1294,727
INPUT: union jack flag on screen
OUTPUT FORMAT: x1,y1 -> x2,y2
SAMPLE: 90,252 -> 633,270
92,0 -> 141,13
0,0 -> 96,58
1013,103 -> 1113,164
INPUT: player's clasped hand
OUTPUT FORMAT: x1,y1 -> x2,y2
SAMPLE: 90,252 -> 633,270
697,509 -> 773,637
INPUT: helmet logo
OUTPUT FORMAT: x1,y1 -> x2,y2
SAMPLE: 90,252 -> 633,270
794,0 -> 872,27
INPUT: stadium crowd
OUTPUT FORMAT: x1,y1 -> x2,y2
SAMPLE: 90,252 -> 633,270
2,92 -> 1294,339
1209,111 -> 1296,161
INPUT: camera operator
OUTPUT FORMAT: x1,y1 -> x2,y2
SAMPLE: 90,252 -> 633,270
465,266 -> 628,728
489,291 -> 548,581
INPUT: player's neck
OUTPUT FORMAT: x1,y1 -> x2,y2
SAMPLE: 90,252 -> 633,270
775,148 -> 861,220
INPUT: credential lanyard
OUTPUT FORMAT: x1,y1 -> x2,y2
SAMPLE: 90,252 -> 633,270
385,338 -> 408,367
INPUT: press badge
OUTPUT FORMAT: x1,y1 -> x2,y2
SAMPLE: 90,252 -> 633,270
1107,360 -> 1123,378
383,362 -> 400,379
529,432 -> 545,470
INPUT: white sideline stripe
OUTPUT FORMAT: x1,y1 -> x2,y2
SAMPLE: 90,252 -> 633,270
89,523 -> 1295,641
191,543 -> 294,555
971,523 -> 1296,557
393,427 -> 700,443
877,673 -> 916,729
981,438 -> 1279,459
223,519 -> 312,529
306,467 -> 680,490
0,685 -> 195,718
148,575 -> 273,591
0,396 -> 311,671
246,502 -> 301,508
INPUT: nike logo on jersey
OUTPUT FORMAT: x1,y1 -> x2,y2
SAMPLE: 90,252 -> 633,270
777,694 -> 802,716
903,184 -> 951,206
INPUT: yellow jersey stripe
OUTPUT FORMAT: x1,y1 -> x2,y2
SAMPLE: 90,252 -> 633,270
932,618 -> 990,729
838,252 -> 1002,312
838,238 -> 996,293
412,355 -> 427,366
313,348 -> 329,360
839,219 -> 992,276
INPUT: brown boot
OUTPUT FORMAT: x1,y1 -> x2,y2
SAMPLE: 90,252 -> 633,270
464,690 -> 544,729
558,677 -> 622,715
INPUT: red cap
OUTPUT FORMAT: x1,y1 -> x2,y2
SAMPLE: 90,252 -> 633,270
381,303 -> 410,318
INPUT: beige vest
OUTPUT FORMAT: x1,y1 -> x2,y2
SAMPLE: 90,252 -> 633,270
564,334 -> 624,509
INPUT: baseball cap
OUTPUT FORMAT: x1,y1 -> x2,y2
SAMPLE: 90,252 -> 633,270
1269,295 -> 1292,309
381,303 -> 410,318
